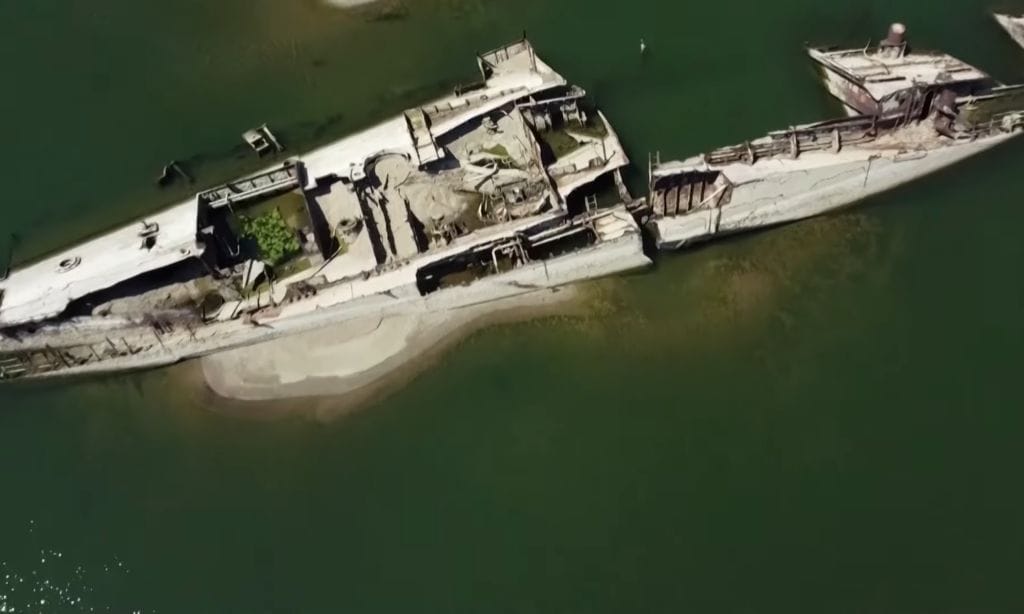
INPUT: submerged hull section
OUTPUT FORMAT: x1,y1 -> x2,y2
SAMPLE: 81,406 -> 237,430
651,135 -> 1012,250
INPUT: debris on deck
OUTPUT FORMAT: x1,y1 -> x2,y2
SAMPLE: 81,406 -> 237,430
243,124 -> 284,156
156,160 -> 193,188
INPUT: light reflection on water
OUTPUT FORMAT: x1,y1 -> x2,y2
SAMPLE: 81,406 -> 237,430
0,522 -> 145,614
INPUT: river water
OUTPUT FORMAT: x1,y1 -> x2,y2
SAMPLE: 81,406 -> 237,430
2,0 -> 1024,611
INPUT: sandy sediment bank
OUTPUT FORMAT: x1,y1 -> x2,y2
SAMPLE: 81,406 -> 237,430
185,285 -> 583,419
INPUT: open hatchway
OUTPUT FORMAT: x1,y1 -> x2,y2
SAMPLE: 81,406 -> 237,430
650,170 -> 731,218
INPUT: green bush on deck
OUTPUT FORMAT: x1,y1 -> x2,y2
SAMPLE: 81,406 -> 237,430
240,209 -> 301,266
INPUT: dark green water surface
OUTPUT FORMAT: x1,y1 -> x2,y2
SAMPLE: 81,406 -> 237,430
2,0 -> 1024,611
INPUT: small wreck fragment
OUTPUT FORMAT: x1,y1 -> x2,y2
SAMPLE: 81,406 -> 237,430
994,13 -> 1024,50
647,87 -> 1024,251
0,39 -> 649,381
808,23 -> 1001,117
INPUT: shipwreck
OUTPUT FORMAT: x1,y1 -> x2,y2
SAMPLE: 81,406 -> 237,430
0,39 -> 650,381
3,25 -> 1023,384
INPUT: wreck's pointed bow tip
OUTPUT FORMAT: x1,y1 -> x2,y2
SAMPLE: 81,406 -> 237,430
993,13 -> 1018,27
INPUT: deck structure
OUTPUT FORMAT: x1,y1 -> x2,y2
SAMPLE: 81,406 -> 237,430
808,24 -> 1000,116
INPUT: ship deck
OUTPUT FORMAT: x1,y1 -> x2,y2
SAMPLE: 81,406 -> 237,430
0,200 -> 203,327
808,46 -> 994,101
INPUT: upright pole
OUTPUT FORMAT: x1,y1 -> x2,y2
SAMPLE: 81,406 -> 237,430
1,233 -> 19,281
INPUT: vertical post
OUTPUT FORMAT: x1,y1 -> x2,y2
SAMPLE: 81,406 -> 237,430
1,233 -> 19,281
45,345 -> 71,369
524,31 -> 536,72
647,152 -> 653,200
152,327 -> 167,352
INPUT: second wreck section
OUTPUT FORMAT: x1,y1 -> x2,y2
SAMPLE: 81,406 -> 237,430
647,78 -> 1024,250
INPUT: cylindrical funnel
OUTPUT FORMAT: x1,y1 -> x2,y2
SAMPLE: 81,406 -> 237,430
885,23 -> 907,46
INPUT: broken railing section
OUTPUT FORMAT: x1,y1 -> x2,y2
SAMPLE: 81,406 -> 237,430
649,90 -> 1024,186
477,37 -> 538,80
198,163 -> 301,209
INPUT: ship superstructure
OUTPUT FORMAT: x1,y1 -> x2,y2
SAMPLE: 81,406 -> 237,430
808,24 -> 1001,117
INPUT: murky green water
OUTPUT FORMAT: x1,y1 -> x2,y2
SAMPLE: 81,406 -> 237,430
2,0 -> 1024,611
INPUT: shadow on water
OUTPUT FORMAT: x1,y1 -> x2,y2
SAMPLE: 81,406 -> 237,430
168,208 -> 888,422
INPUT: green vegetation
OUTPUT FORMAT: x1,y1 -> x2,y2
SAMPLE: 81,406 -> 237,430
482,144 -> 510,158
240,209 -> 301,266
245,192 -> 310,229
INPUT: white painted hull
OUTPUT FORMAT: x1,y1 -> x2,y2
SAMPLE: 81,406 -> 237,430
651,132 -> 1017,251
2,224 -> 651,380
